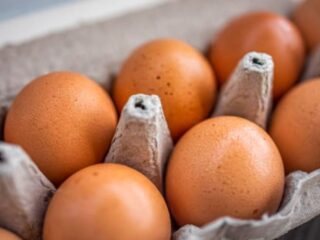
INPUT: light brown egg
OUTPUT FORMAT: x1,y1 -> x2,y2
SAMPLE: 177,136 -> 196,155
4,72 -> 117,186
270,79 -> 320,173
209,11 -> 305,99
113,38 -> 217,140
43,163 -> 171,240
0,228 -> 22,240
292,0 -> 320,51
166,116 -> 284,226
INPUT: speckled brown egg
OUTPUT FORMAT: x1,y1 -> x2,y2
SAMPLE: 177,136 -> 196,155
4,72 -> 117,186
210,11 -> 305,99
166,116 -> 284,226
270,78 -> 320,173
292,0 -> 320,51
113,38 -> 217,140
0,228 -> 22,240
43,163 -> 171,240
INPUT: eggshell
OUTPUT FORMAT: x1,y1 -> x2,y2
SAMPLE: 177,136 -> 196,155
209,11 -> 305,98
270,78 -> 320,173
0,228 -> 22,240
4,72 -> 117,186
43,163 -> 171,240
292,0 -> 320,51
113,38 -> 217,140
166,116 -> 285,226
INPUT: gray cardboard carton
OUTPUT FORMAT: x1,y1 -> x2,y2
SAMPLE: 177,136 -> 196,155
1,0 -> 319,239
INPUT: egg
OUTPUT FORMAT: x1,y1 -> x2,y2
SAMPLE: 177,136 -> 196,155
292,0 -> 320,51
113,38 -> 217,140
0,228 -> 22,240
4,71 -> 117,186
166,116 -> 284,226
209,11 -> 305,98
43,163 -> 171,240
270,79 -> 320,173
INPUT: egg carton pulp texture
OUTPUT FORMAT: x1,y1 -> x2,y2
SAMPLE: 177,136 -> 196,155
1,55 -> 320,240
1,0 -> 320,239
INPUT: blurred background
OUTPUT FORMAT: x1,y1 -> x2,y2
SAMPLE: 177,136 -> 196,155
0,0 -> 166,47
0,0 -> 73,21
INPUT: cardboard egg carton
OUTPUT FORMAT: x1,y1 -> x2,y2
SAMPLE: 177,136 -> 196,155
1,52 -> 320,240
0,143 -> 55,240
105,94 -> 173,192
1,0 -> 320,239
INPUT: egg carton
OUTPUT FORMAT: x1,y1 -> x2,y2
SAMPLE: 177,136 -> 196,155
1,50 -> 320,240
1,0 -> 320,239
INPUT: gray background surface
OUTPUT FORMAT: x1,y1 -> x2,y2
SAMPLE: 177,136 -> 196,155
0,0 -> 79,21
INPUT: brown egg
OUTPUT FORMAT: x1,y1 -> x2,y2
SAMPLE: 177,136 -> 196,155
113,38 -> 217,140
4,72 -> 117,186
209,11 -> 305,99
43,163 -> 171,240
0,228 -> 22,240
292,0 -> 320,51
270,79 -> 320,173
166,116 -> 284,226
